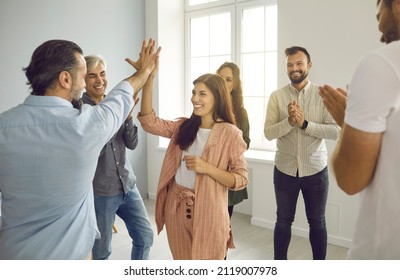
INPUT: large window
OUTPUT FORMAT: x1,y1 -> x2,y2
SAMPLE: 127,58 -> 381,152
185,0 -> 277,151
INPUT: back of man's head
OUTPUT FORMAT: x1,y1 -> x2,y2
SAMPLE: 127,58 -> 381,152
23,40 -> 83,96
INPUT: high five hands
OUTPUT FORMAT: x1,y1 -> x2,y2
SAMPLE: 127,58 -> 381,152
123,38 -> 162,102
125,38 -> 161,73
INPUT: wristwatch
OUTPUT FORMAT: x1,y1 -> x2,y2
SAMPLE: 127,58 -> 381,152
301,120 -> 308,130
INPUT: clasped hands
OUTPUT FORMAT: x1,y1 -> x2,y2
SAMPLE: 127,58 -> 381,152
288,100 -> 305,127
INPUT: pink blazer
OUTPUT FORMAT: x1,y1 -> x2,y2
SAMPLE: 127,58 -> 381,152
138,110 -> 249,259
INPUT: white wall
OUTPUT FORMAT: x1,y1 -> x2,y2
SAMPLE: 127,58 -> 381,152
0,0 -> 149,196
144,0 -> 382,248
144,0 -> 185,200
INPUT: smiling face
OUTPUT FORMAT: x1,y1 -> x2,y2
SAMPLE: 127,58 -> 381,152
286,50 -> 311,89
84,62 -> 107,103
191,82 -> 216,125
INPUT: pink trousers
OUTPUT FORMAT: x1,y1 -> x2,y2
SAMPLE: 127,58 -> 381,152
164,181 -> 196,260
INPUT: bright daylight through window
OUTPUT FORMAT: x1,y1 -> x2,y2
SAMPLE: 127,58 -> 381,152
186,0 -> 277,151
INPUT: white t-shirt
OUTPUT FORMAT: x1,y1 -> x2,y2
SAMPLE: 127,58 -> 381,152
175,128 -> 211,189
345,41 -> 400,259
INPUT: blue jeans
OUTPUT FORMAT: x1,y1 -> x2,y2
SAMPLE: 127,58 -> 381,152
273,167 -> 328,260
92,185 -> 154,260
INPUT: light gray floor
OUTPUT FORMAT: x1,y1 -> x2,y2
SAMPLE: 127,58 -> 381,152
109,199 -> 349,260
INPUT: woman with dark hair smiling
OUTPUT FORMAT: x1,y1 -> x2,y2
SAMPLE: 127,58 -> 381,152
138,62 -> 248,260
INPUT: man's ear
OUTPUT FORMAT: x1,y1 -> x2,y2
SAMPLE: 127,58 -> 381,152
59,71 -> 72,90
308,61 -> 312,70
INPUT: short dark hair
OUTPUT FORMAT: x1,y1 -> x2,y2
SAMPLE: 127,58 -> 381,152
23,40 -> 83,96
285,46 -> 311,64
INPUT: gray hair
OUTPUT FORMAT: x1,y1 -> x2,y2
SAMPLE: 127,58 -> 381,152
84,55 -> 107,72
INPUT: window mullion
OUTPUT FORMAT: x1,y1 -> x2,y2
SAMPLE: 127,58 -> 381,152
186,0 -> 277,151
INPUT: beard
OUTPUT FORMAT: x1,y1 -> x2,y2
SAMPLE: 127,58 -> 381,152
381,26 -> 400,44
289,70 -> 308,85
70,88 -> 82,109
381,9 -> 400,44
70,77 -> 82,102
70,78 -> 83,109
70,88 -> 81,101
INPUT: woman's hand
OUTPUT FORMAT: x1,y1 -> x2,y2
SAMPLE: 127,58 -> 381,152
183,155 -> 209,174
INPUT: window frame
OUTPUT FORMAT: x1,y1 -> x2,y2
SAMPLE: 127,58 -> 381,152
184,5 -> 236,116
185,0 -> 277,151
237,0 -> 277,151
185,0 -> 235,11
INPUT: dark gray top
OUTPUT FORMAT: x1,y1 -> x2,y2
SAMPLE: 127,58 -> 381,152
82,92 -> 138,196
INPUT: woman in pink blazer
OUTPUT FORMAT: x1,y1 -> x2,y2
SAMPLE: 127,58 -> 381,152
138,63 -> 249,260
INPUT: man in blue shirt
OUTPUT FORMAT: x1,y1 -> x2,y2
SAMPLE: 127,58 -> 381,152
81,55 -> 153,260
0,38 -> 160,259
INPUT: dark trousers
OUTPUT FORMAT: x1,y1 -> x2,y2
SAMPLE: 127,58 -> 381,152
273,166 -> 328,260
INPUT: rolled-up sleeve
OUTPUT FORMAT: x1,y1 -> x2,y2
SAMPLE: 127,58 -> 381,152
228,129 -> 249,191
138,110 -> 180,139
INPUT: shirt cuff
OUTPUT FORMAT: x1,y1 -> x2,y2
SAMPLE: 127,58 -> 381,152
116,80 -> 134,95
137,109 -> 156,125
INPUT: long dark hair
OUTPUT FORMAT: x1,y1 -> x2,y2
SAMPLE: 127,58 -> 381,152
217,62 -> 247,126
23,39 -> 83,96
176,73 -> 235,150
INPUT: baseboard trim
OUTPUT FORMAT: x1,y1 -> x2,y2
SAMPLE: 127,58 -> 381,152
148,192 -> 156,200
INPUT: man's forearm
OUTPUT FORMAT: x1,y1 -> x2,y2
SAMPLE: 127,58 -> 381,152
125,68 -> 152,94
